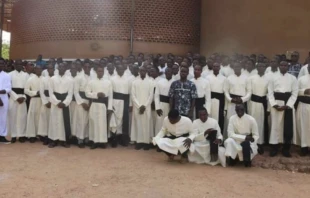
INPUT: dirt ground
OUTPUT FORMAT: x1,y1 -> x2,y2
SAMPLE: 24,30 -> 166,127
1,143 -> 310,198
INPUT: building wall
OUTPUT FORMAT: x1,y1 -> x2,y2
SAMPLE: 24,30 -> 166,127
200,0 -> 310,60
10,0 -> 201,59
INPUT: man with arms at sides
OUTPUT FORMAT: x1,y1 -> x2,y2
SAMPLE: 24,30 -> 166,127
38,64 -> 54,145
130,66 -> 154,150
265,55 -> 280,76
191,65 -> 211,119
206,62 -> 226,132
154,67 -> 174,137
169,66 -> 197,120
296,64 -> 310,156
225,104 -> 259,167
25,66 -> 43,143
0,59 -> 11,143
153,109 -> 195,164
71,62 -> 91,148
268,61 -> 298,157
110,64 -> 132,147
188,108 -> 225,166
224,62 -> 251,137
8,59 -> 29,143
220,56 -> 233,77
48,63 -> 74,148
242,60 -> 257,77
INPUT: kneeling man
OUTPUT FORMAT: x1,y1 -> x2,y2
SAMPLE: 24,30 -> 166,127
224,104 -> 259,167
188,108 -> 225,166
153,109 -> 195,163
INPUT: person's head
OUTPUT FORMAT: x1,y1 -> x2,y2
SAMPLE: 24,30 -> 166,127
131,64 -> 139,76
233,62 -> 242,76
180,66 -> 189,80
14,59 -> 23,72
150,66 -> 159,79
167,58 -> 174,68
193,59 -> 199,67
116,64 -> 125,76
168,109 -> 181,124
235,104 -> 245,118
257,54 -> 264,63
37,54 -> 43,61
198,107 -> 208,122
159,56 -> 166,66
75,61 -> 82,71
58,63 -> 66,76
26,62 -> 34,74
128,55 -> 135,64
279,61 -> 289,74
138,53 -> 144,59
145,64 -> 153,76
291,51 -> 299,63
49,58 -> 56,66
137,56 -> 143,64
172,64 -> 179,75
257,63 -> 266,76
213,62 -> 221,74
207,58 -> 214,70
194,65 -> 202,78
176,56 -> 183,65
34,66 -> 42,77
183,57 -> 192,66
45,63 -> 54,77
70,63 -> 77,77
281,54 -> 287,62
245,60 -> 255,71
96,66 -> 104,79
0,59 -> 5,72
186,51 -> 193,59
270,56 -> 280,70
56,57 -> 63,64
222,56 -> 230,65
83,62 -> 91,75
99,58 -> 107,67
156,53 -> 162,59
165,67 -> 173,80
107,63 -> 115,75
180,61 -> 188,69
139,66 -> 147,78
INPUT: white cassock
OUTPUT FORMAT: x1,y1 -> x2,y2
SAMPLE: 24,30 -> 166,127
86,77 -> 113,143
42,69 -> 58,77
268,73 -> 298,145
154,78 -> 174,135
297,64 -> 308,79
38,76 -> 51,137
48,75 -> 74,141
191,77 -> 211,119
0,71 -> 11,136
72,74 -> 91,140
205,73 -> 226,128
242,69 -> 258,78
127,75 -> 138,136
130,76 -> 154,144
201,67 -> 213,78
173,74 -> 180,81
151,77 -> 161,138
158,66 -> 167,78
188,118 -> 225,166
153,116 -> 195,155
265,67 -> 280,75
224,74 -> 251,137
220,65 -> 234,77
296,74 -> 310,147
248,74 -> 270,145
104,73 -> 115,80
25,75 -> 43,138
90,68 -> 97,79
224,114 -> 259,161
110,74 -> 132,135
8,70 -> 29,138
69,76 -> 79,131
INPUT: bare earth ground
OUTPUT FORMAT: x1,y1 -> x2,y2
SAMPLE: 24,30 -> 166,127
1,143 -> 310,198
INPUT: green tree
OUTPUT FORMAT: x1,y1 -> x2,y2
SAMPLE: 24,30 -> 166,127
1,43 -> 10,59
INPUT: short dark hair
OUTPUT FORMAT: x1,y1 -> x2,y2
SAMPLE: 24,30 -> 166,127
168,109 -> 179,119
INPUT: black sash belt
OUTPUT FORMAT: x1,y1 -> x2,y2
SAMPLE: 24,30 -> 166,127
12,88 -> 24,94
195,97 -> 205,118
251,94 -> 269,143
92,97 -> 109,108
274,92 -> 293,144
54,92 -> 71,142
297,96 -> 310,105
79,91 -> 88,100
160,95 -> 170,103
113,92 -> 130,135
230,93 -> 248,113
165,133 -> 189,140
211,92 -> 225,132
44,90 -> 49,97
206,130 -> 218,155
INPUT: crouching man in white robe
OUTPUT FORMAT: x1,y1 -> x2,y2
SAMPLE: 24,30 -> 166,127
86,66 -> 113,149
25,67 -> 43,143
153,109 -> 195,164
225,104 -> 259,167
188,108 -> 225,166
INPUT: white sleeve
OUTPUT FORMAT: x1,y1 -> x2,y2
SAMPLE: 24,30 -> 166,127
286,77 -> 298,108
85,81 -> 99,99
48,79 -> 61,106
24,78 -> 38,97
154,83 -> 161,110
63,79 -> 73,107
228,117 -> 246,141
268,79 -> 277,107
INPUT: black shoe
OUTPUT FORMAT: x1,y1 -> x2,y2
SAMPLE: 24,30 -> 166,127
257,145 -> 264,155
11,137 -> 17,143
48,141 -> 56,148
78,143 -> 85,148
282,150 -> 292,158
135,143 -> 143,150
269,150 -> 278,157
43,137 -> 49,145
29,137 -> 36,143
99,143 -> 107,149
244,161 -> 252,167
227,157 -> 237,166
70,136 -> 78,145
300,147 -> 308,157
60,141 -> 70,148
90,144 -> 98,150
143,144 -> 150,150
19,137 -> 26,143
0,136 -> 11,144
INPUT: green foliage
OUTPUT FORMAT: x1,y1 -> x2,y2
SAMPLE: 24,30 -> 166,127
1,43 -> 10,59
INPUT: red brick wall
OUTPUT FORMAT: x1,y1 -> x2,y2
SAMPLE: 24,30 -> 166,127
10,0 -> 201,59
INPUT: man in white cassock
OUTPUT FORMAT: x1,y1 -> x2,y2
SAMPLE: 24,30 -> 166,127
206,62 -> 226,132
191,65 -> 211,119
153,109 -> 195,163
38,64 -> 54,145
188,108 -> 225,166
225,104 -> 259,167
25,67 -> 43,143
265,56 -> 280,76
220,56 -> 234,77
268,61 -> 298,157
68,63 -> 78,138
149,67 -> 161,140
0,59 -> 11,143
296,64 -> 310,156
110,64 -> 132,147
48,63 -> 74,148
224,62 -> 251,137
242,60 -> 257,77
86,66 -> 113,149
248,63 -> 270,154
130,66 -> 154,150
71,62 -> 91,148
8,59 -> 29,143
154,67 -> 174,136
